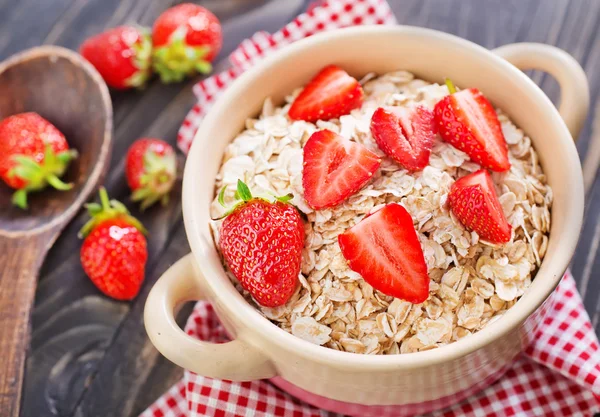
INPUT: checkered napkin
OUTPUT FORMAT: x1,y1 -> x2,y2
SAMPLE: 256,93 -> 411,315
140,272 -> 600,417
143,0 -> 600,416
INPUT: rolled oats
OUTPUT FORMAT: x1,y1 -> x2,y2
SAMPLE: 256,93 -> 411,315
211,71 -> 552,355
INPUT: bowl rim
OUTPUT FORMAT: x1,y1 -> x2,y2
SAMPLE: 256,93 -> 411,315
184,25 -> 583,370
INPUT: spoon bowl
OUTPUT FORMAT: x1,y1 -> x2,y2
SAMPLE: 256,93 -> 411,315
0,46 -> 112,416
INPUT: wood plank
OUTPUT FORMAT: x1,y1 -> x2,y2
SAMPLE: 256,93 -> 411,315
0,0 -> 595,414
0,0 -> 77,57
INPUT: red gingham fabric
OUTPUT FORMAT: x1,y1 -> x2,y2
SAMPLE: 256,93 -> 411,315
149,0 -> 600,415
140,272 -> 600,417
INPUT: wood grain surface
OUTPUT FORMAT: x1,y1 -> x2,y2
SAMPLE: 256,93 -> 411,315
0,0 -> 598,416
0,46 -> 113,417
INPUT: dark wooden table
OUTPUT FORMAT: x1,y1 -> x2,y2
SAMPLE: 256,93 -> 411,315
0,0 -> 598,416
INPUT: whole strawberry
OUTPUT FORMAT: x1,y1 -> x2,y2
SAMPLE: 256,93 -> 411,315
218,180 -> 304,307
0,112 -> 77,209
80,26 -> 152,89
79,187 -> 148,300
152,3 -> 222,83
126,138 -> 177,210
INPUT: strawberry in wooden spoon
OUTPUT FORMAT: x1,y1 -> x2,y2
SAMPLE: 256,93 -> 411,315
288,65 -> 364,122
370,106 -> 436,171
0,112 -> 77,209
448,169 -> 512,243
434,79 -> 510,172
302,129 -> 381,210
338,203 -> 429,303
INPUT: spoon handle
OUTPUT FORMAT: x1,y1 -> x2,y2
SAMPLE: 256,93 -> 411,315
0,235 -> 49,417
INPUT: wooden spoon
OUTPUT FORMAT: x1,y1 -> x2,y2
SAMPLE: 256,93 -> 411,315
0,46 -> 112,416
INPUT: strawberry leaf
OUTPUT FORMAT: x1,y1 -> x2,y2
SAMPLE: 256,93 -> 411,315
86,203 -> 103,216
12,155 -> 42,173
236,180 -> 252,202
276,193 -> 294,203
47,174 -> 73,191
12,189 -> 28,209
218,185 -> 227,207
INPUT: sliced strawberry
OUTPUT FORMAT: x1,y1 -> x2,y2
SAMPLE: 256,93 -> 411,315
338,203 -> 429,304
370,106 -> 436,171
434,81 -> 510,172
288,65 -> 364,122
448,169 -> 512,243
302,129 -> 380,210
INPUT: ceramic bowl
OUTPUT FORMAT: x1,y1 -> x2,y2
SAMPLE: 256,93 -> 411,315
145,26 -> 591,416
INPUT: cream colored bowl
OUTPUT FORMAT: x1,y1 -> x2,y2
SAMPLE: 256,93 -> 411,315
145,26 -> 592,416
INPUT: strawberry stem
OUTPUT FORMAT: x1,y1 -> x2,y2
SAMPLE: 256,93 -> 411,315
99,186 -> 111,211
79,187 -> 147,238
445,78 -> 457,94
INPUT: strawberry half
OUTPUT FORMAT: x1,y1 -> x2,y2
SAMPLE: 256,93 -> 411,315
302,129 -> 381,210
218,180 -> 304,307
288,65 -> 364,122
434,80 -> 510,172
370,106 -> 436,171
448,169 -> 512,243
338,203 -> 429,304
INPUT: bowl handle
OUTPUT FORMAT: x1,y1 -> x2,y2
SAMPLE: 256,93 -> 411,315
493,43 -> 597,192
144,253 -> 277,380
493,43 -> 589,140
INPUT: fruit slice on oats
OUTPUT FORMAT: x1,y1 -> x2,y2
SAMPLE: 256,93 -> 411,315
302,129 -> 381,210
448,169 -> 512,244
338,203 -> 429,304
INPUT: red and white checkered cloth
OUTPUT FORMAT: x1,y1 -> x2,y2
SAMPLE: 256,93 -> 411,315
140,272 -> 600,417
144,0 -> 600,415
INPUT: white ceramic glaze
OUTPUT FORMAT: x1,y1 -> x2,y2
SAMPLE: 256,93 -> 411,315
145,26 -> 592,415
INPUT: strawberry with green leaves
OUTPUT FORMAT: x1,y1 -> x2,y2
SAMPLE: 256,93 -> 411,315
79,187 -> 147,301
0,112 -> 77,209
125,138 -> 177,210
80,26 -> 152,90
152,3 -> 222,83
218,180 -> 304,307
